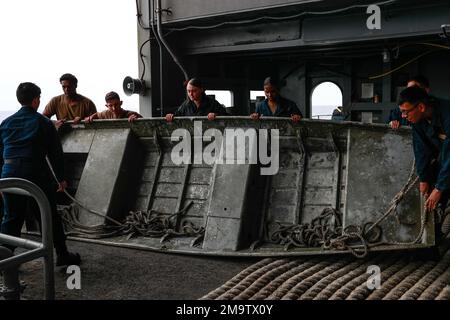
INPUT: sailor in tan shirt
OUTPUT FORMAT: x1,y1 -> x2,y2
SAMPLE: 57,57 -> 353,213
85,91 -> 142,123
43,73 -> 97,128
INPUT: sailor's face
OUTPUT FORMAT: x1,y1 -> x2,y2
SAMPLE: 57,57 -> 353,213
264,84 -> 279,102
106,99 -> 123,116
187,83 -> 203,102
61,80 -> 76,97
399,102 -> 422,123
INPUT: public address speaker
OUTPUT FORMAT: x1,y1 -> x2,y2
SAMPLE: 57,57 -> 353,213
123,76 -> 146,96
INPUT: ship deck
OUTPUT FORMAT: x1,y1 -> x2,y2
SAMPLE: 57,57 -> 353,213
3,235 -> 448,300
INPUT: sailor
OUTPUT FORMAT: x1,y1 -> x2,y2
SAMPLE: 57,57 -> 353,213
389,75 -> 430,129
43,73 -> 97,129
0,82 -> 81,266
331,106 -> 345,121
250,77 -> 302,122
165,78 -> 227,122
85,91 -> 142,123
398,86 -> 450,236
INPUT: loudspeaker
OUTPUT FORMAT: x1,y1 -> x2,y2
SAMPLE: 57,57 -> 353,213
123,76 -> 146,96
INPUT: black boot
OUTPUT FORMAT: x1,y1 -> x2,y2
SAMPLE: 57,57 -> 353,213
56,252 -> 81,267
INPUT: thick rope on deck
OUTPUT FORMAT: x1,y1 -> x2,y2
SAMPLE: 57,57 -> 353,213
349,259 -> 419,300
383,261 -> 437,300
436,285 -> 450,300
251,259 -> 319,300
312,259 -> 367,300
400,251 -> 450,300
418,271 -> 450,299
264,259 -> 320,300
418,260 -> 450,299
313,255 -> 385,300
329,256 -> 402,300
279,259 -> 336,300
303,258 -> 366,300
199,258 -> 275,300
233,260 -> 300,300
336,263 -> 401,300
215,259 -> 291,300
286,259 -> 350,300
368,260 -> 435,300
202,248 -> 449,300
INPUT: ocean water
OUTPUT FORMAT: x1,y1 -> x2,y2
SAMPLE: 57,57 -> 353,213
311,105 -> 338,120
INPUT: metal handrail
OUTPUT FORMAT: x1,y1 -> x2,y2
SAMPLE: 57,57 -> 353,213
0,178 -> 54,300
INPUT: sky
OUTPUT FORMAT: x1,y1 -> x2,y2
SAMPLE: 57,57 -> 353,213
311,82 -> 343,119
0,0 -> 139,120
0,1 -> 342,121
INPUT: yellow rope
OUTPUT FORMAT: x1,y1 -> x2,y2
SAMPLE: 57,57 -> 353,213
369,50 -> 434,80
369,42 -> 450,80
420,42 -> 450,50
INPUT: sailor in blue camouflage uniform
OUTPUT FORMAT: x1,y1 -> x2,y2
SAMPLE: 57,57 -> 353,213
389,75 -> 430,129
0,82 -> 80,266
165,78 -> 227,122
388,107 -> 411,128
399,86 -> 450,237
250,77 -> 302,122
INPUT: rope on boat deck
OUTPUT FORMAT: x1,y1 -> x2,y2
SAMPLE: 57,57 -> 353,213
201,249 -> 450,300
58,202 -> 204,242
266,160 -> 425,258
47,157 -> 204,241
326,160 -> 424,257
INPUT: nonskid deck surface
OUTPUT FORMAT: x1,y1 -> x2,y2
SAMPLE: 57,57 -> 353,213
1,236 -> 256,300
2,236 -> 448,300
201,240 -> 450,300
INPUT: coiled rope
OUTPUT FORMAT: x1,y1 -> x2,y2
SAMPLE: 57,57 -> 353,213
46,157 -> 204,241
267,160 -> 423,258
201,249 -> 450,300
59,202 -> 203,242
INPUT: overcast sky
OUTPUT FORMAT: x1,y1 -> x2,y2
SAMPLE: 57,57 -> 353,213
311,82 -> 343,119
0,1 -> 344,121
0,0 -> 139,119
